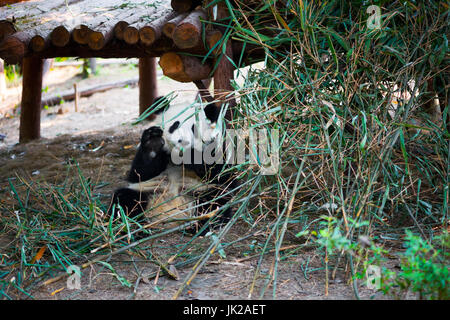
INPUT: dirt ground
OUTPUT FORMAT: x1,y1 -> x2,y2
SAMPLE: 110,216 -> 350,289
0,61 -> 388,300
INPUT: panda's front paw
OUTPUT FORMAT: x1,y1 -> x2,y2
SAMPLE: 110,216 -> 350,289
141,126 -> 165,155
142,126 -> 163,140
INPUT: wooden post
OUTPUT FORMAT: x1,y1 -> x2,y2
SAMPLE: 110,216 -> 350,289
73,83 -> 79,112
139,57 -> 158,118
211,3 -> 235,121
19,56 -> 44,143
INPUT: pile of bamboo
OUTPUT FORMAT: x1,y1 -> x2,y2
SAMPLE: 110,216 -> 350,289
0,0 -> 238,83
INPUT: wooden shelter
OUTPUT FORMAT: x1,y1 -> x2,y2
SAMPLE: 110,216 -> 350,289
0,0 -> 256,142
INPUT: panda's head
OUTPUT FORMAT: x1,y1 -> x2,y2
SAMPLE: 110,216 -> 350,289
164,103 -> 223,155
165,120 -> 194,155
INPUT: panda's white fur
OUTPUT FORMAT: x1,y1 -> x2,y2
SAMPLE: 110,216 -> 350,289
126,165 -> 212,229
148,100 -> 223,155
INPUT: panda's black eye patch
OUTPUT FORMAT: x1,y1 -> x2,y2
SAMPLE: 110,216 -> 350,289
168,121 -> 180,133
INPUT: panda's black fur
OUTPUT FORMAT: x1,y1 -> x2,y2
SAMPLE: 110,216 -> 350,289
109,98 -> 234,234
127,126 -> 169,183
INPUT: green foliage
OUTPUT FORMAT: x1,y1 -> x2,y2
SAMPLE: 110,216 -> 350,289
4,64 -> 20,83
315,216 -> 449,299
381,231 -> 450,300
0,163 -> 142,298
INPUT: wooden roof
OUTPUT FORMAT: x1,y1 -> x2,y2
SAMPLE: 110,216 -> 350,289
0,0 -> 217,65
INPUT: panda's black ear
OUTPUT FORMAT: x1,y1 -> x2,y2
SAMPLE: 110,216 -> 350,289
204,103 -> 220,123
192,124 -> 200,138
168,121 -> 180,133
152,96 -> 170,115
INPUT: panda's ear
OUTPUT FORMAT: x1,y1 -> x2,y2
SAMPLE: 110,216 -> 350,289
152,96 -> 170,115
168,121 -> 180,134
192,124 -> 200,138
204,103 -> 220,123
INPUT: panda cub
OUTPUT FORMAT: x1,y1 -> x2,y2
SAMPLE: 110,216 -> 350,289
109,98 -> 232,233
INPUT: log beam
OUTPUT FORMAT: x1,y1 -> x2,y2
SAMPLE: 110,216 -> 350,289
162,13 -> 187,38
50,26 -> 70,47
172,9 -> 206,49
29,38 -> 179,60
0,21 -> 16,43
123,25 -> 139,45
139,11 -> 178,46
72,25 -> 91,45
159,52 -> 212,83
0,32 -> 32,65
30,34 -> 47,52
114,21 -> 130,41
19,56 -> 44,143
139,57 -> 158,117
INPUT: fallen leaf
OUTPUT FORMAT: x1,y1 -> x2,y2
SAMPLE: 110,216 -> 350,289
31,246 -> 46,264
51,287 -> 64,296
90,141 -> 105,152
169,264 -> 179,280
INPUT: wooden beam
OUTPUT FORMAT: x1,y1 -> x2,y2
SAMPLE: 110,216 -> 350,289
139,57 -> 158,117
87,7 -> 140,50
162,13 -> 187,38
123,25 -> 140,45
159,52 -> 212,82
50,26 -> 70,47
139,11 -> 178,46
172,9 -> 206,49
72,25 -> 91,45
29,38 -> 177,60
0,32 -> 32,65
19,56 -> 44,143
114,21 -> 130,41
30,34 -> 47,52
0,20 -> 16,43
112,8 -> 146,41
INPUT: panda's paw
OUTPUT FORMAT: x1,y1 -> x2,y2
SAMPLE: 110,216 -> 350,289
141,126 -> 165,155
142,126 -> 163,141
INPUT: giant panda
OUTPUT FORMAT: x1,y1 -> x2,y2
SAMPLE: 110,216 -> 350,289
108,98 -> 234,234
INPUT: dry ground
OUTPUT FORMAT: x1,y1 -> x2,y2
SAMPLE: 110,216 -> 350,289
0,61 -> 388,300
